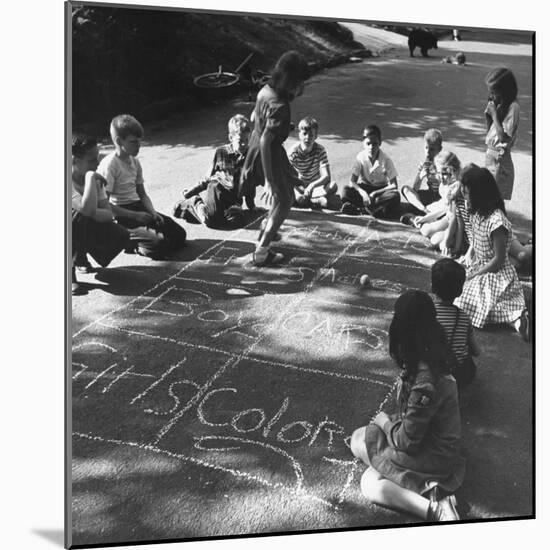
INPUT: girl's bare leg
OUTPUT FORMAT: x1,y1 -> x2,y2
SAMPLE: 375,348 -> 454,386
431,230 -> 445,248
258,186 -> 293,249
420,217 -> 448,238
361,468 -> 430,519
401,185 -> 428,214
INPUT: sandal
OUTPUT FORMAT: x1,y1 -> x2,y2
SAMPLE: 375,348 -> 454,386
75,261 -> 95,274
400,213 -> 416,226
252,249 -> 285,267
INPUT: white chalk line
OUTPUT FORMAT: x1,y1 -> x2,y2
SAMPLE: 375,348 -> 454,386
174,277 -> 391,314
84,363 -> 118,390
308,297 -> 390,314
73,431 -> 333,509
153,224 -> 379,443
136,286 -> 175,314
194,435 -> 304,489
72,215 -> 264,339
130,359 -> 187,405
97,320 -> 392,388
277,243 -> 430,271
322,456 -> 361,505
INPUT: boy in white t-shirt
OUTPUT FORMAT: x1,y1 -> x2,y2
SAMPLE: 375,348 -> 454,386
71,134 -> 130,295
98,114 -> 187,258
341,125 -> 400,218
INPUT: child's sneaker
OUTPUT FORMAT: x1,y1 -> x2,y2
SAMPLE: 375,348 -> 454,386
172,200 -> 184,219
427,494 -> 460,522
341,201 -> 361,215
75,257 -> 95,274
310,196 -> 328,209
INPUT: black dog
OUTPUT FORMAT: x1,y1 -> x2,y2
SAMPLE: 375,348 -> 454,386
408,29 -> 438,57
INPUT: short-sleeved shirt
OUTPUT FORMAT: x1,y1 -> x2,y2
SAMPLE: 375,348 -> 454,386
288,142 -> 329,186
72,177 -> 108,211
434,300 -> 473,362
485,101 -> 520,153
97,151 -> 144,205
351,149 -> 398,190
424,160 -> 441,194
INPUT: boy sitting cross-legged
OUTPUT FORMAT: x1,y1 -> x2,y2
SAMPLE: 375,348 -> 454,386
400,128 -> 444,215
98,114 -> 187,258
173,114 -> 257,228
288,116 -> 341,210
340,124 -> 400,218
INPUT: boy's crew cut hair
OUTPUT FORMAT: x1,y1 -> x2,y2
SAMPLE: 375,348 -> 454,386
362,124 -> 382,141
72,134 -> 98,158
298,116 -> 319,132
424,128 -> 443,147
110,114 -> 144,141
431,258 -> 466,302
227,114 -> 250,136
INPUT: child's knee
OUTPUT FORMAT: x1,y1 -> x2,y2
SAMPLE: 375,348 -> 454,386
430,232 -> 443,246
420,224 -> 431,237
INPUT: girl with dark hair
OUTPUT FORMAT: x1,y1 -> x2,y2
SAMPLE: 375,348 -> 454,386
484,67 -> 519,200
239,50 -> 309,266
350,290 -> 464,522
455,164 -> 529,339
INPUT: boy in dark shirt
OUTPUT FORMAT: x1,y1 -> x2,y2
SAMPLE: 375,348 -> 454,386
173,114 -> 255,228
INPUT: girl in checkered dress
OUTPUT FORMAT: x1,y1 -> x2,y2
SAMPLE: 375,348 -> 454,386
454,164 -> 530,339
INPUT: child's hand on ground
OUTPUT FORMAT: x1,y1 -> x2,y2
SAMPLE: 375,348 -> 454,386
363,194 -> 372,207
373,411 -> 390,429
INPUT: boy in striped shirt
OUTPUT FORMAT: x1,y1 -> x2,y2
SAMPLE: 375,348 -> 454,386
432,258 -> 480,388
288,117 -> 340,209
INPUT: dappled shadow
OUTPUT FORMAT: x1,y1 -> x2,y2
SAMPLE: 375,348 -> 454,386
140,36 -> 532,161
71,196 -> 532,543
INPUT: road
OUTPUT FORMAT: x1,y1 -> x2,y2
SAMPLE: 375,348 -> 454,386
70,26 -> 533,547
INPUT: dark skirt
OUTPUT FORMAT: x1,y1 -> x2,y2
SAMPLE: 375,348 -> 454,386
364,420 -> 465,495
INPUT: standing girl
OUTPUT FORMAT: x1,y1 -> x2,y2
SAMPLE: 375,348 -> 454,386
484,67 -> 520,201
239,51 -> 309,266
455,164 -> 530,340
350,290 -> 464,522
